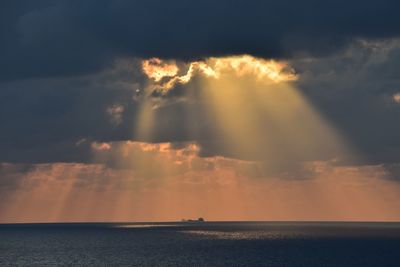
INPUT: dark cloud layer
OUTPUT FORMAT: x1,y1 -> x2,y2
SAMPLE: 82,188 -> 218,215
1,0 -> 400,80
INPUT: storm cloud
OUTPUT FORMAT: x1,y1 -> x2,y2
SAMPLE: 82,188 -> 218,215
1,0 -> 400,80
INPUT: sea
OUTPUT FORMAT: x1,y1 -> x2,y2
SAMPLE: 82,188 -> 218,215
0,222 -> 399,266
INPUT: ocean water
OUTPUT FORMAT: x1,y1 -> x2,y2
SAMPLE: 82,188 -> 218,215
1,222 -> 400,266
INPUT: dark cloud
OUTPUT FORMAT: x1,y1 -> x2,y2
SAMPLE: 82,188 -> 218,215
0,60 -> 142,163
1,0 -> 400,80
292,40 -> 400,166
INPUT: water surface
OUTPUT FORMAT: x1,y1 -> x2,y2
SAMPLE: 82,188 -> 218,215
1,222 -> 399,266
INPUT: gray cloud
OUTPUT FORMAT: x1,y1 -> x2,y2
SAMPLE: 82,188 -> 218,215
292,40 -> 400,165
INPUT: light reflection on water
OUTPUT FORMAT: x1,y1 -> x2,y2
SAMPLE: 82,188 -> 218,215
181,230 -> 301,240
113,224 -> 181,228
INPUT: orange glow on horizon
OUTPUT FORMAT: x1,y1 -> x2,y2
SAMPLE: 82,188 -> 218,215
0,143 -> 399,223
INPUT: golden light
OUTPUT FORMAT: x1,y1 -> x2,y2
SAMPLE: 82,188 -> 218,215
199,67 -> 351,166
135,54 -> 353,166
140,55 -> 297,93
142,58 -> 179,82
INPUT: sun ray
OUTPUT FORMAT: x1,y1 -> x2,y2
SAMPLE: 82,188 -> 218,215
129,54 -> 360,220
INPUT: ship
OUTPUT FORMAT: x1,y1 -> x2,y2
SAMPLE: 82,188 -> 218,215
181,217 -> 205,222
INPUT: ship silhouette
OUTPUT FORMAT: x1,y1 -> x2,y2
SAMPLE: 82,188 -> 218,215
181,217 -> 205,222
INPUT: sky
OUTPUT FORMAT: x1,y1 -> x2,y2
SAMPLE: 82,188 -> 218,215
1,0 -> 400,223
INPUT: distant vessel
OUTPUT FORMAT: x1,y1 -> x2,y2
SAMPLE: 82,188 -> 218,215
181,217 -> 205,222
